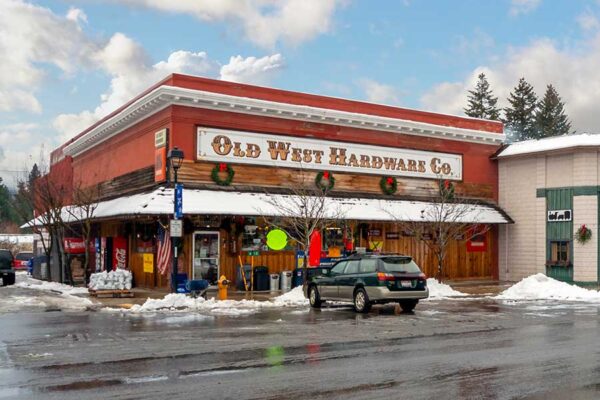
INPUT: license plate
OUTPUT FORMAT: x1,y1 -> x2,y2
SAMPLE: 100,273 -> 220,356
400,280 -> 412,288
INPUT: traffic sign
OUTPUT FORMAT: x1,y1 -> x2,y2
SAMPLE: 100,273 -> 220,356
170,219 -> 183,237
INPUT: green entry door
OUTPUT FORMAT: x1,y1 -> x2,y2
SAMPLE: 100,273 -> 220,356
546,188 -> 573,282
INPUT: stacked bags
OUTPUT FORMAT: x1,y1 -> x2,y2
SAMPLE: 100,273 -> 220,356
89,269 -> 133,290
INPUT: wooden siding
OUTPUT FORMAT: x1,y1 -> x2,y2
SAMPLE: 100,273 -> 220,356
178,161 -> 495,200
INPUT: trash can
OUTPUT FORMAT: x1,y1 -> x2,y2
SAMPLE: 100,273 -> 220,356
253,266 -> 269,291
269,274 -> 280,292
280,270 -> 292,292
292,268 -> 304,288
236,265 -> 253,291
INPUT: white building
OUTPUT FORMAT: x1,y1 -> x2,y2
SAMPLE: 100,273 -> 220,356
497,134 -> 600,285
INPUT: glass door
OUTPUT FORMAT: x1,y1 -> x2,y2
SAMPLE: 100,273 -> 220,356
192,231 -> 220,285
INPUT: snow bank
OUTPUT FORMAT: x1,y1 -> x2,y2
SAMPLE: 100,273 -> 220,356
89,269 -> 132,290
495,273 -> 600,302
15,275 -> 89,295
426,278 -> 467,298
128,287 -> 308,315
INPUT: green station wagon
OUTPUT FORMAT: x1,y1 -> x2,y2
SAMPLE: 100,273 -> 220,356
306,254 -> 429,313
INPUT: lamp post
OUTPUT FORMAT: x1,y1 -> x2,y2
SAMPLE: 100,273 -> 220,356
167,147 -> 184,293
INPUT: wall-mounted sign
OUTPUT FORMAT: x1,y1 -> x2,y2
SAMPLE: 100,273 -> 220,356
368,229 -> 382,236
385,232 -> 400,240
547,209 -> 572,222
155,147 -> 167,182
143,253 -> 154,273
197,127 -> 463,180
170,219 -> 183,237
155,129 -> 167,148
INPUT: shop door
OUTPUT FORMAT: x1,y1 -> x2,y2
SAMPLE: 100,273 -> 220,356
192,231 -> 220,285
546,189 -> 574,282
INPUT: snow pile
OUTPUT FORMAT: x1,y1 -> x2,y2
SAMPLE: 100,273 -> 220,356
15,275 -> 89,295
128,287 -> 308,315
426,278 -> 467,298
271,286 -> 308,307
495,273 -> 600,302
89,269 -> 132,290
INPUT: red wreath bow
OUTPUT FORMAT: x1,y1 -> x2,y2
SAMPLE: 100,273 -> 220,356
323,171 -> 330,179
444,180 -> 450,189
386,177 -> 394,185
219,163 -> 227,172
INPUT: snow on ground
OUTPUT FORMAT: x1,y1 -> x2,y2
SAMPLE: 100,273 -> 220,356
127,286 -> 308,315
15,274 -> 89,295
426,278 -> 467,299
495,273 -> 600,302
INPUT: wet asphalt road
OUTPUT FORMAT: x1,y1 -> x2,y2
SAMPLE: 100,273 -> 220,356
1,292 -> 600,399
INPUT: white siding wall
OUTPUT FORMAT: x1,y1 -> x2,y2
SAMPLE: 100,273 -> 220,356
573,196 -> 598,282
545,154 -> 573,187
499,157 -> 540,281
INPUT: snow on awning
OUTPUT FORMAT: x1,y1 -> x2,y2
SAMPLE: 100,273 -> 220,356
24,187 -> 511,227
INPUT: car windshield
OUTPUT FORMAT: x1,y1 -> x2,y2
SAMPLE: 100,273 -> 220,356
381,257 -> 421,273
0,250 -> 12,261
16,253 -> 33,261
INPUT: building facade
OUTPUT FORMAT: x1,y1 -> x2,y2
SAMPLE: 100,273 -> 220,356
498,134 -> 600,285
44,74 -> 509,289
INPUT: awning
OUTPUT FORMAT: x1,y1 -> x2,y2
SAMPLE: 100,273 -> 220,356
24,187 -> 512,227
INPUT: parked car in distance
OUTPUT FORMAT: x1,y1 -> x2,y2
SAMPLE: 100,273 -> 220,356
306,254 -> 429,313
0,249 -> 16,286
14,251 -> 34,270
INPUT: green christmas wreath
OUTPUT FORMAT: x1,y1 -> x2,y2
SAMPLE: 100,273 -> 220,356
315,171 -> 335,191
211,163 -> 235,186
380,176 -> 397,195
576,224 -> 592,244
439,179 -> 455,199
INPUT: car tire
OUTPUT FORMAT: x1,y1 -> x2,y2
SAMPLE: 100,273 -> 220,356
3,273 -> 15,286
353,288 -> 371,313
399,299 -> 418,313
308,285 -> 322,308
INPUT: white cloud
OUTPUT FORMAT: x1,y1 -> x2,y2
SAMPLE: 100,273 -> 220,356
420,35 -> 600,132
118,0 -> 342,48
358,79 -> 401,105
220,54 -> 284,85
0,0 -> 97,113
578,11 -> 600,32
54,34 -> 283,141
0,123 -> 48,186
66,7 -> 88,25
509,0 -> 541,16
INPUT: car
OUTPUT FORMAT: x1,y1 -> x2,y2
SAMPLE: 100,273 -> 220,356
13,251 -> 33,270
0,249 -> 16,286
306,254 -> 429,313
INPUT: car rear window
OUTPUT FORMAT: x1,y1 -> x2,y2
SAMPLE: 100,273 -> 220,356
0,250 -> 13,261
16,253 -> 33,261
359,259 -> 378,273
381,257 -> 421,273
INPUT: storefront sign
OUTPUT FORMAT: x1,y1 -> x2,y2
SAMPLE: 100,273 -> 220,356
155,129 -> 167,148
547,209 -> 572,222
385,232 -> 400,239
368,229 -> 382,236
197,128 -> 463,180
64,238 -> 86,254
143,253 -> 154,273
155,129 -> 168,183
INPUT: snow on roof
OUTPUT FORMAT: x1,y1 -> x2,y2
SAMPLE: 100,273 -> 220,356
497,133 -> 600,158
24,188 -> 511,227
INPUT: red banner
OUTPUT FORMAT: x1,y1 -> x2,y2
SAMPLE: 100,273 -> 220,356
308,230 -> 322,267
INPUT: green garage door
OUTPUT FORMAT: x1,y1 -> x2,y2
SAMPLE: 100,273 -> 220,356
546,188 -> 574,282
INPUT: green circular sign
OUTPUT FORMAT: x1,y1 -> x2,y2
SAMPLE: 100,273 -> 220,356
266,229 -> 288,251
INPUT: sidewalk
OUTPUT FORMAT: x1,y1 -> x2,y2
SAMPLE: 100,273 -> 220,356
444,279 -> 512,296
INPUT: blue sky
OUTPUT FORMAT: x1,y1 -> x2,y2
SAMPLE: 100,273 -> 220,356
2,0 -> 600,185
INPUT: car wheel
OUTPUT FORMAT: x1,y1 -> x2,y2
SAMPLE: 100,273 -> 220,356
353,288 -> 371,313
399,299 -> 418,313
308,285 -> 322,308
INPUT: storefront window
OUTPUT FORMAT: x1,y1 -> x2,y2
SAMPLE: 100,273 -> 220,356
550,241 -> 570,263
193,231 -> 220,284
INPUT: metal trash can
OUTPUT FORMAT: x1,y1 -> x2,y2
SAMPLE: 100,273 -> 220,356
280,270 -> 292,292
269,274 -> 280,292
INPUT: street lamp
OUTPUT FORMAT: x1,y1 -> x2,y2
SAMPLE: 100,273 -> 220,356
168,147 -> 184,293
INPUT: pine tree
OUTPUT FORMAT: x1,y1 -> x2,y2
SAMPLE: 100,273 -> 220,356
534,84 -> 572,138
464,73 -> 501,120
503,77 -> 538,142
28,163 -> 40,189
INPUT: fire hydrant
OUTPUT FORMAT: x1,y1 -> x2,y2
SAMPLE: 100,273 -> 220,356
217,275 -> 230,300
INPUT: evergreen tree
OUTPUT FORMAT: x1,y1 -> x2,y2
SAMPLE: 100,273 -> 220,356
503,77 -> 538,142
28,163 -> 41,189
534,84 -> 572,138
0,177 -> 18,229
464,73 -> 501,120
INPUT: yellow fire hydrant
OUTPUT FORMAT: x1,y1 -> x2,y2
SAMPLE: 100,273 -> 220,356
217,275 -> 230,300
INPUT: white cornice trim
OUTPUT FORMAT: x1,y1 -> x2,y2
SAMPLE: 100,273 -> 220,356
63,85 -> 505,157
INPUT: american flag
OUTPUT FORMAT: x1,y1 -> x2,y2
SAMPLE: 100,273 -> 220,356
157,225 -> 171,275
